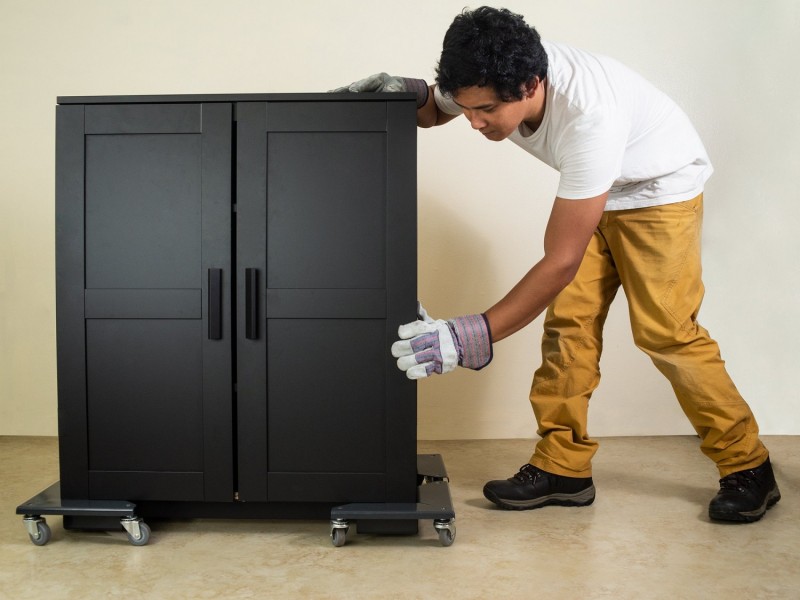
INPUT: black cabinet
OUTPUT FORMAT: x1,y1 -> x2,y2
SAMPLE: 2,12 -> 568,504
55,94 -> 418,515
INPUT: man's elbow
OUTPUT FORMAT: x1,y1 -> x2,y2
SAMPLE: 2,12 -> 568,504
552,256 -> 584,289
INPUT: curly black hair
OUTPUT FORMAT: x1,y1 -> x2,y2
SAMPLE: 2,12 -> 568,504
435,6 -> 548,102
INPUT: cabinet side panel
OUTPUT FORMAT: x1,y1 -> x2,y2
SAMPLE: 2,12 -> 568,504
56,104 -> 89,499
385,100 -> 418,502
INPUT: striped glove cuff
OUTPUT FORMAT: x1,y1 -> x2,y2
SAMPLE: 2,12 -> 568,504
401,77 -> 430,108
447,314 -> 493,371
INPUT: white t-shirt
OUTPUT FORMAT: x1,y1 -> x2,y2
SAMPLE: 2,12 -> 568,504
434,41 -> 713,211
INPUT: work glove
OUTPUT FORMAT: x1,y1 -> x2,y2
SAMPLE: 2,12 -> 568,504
391,304 -> 493,380
330,73 -> 429,108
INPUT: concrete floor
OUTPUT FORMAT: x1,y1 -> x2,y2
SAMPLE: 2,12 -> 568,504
1,435 -> 797,599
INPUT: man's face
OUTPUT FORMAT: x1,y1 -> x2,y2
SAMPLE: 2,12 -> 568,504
451,84 -> 536,141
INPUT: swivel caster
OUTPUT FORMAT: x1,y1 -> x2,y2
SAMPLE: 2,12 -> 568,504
434,518 -> 456,547
23,516 -> 51,546
121,517 -> 151,546
330,519 -> 349,547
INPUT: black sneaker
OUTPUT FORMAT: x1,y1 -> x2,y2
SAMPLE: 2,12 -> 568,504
483,464 -> 596,510
708,458 -> 781,523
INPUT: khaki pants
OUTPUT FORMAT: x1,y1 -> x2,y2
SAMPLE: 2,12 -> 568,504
529,194 -> 768,478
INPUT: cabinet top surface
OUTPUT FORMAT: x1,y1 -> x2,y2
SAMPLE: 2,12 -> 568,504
57,92 -> 417,105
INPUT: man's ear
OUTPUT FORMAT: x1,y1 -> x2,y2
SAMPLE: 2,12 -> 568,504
522,78 -> 539,99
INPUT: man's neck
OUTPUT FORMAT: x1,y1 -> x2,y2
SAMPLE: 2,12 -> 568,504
523,77 -> 547,132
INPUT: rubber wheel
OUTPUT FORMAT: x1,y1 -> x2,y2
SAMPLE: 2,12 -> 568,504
30,520 -> 51,546
437,525 -> 455,547
126,522 -> 151,546
331,528 -> 347,548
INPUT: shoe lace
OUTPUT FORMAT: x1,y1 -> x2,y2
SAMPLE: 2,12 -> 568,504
513,464 -> 541,484
719,470 -> 756,493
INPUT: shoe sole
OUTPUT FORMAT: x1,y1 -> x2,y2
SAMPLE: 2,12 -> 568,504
483,485 -> 596,511
709,484 -> 781,523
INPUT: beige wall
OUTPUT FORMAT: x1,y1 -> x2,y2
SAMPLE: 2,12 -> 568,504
2,0 -> 798,438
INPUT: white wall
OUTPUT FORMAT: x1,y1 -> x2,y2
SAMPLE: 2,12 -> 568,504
1,0 -> 798,438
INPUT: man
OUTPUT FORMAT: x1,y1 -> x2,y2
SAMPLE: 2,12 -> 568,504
334,6 -> 779,522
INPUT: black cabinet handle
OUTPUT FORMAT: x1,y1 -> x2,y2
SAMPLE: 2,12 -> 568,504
246,268 -> 259,340
208,268 -> 223,340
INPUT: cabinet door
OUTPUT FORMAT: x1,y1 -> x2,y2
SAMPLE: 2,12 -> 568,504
56,103 -> 233,501
236,99 -> 417,503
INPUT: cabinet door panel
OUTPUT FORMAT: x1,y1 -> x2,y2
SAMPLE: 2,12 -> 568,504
86,319 -> 204,473
266,132 -> 386,289
85,133 -> 202,289
267,319 -> 386,474
56,103 -> 233,502
236,100 -> 417,504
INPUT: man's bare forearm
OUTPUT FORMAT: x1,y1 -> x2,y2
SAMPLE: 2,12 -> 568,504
484,257 -> 576,342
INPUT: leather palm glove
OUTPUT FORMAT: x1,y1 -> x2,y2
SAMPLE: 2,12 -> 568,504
391,306 -> 493,380
330,73 -> 429,108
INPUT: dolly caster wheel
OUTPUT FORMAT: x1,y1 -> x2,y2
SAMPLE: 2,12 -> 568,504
121,517 -> 151,546
434,518 -> 456,547
24,516 -> 51,546
330,519 -> 349,547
